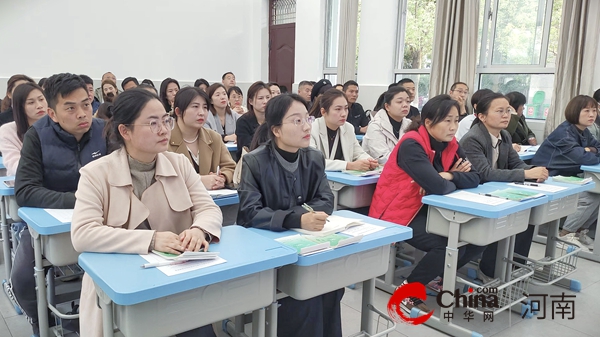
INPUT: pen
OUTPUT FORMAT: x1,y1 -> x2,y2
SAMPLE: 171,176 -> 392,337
515,182 -> 538,186
141,260 -> 189,269
216,165 -> 220,176
302,203 -> 330,222
478,193 -> 510,200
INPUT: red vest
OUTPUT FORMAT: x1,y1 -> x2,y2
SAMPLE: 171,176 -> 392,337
369,126 -> 459,226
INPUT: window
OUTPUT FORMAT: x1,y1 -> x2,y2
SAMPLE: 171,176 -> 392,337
324,0 -> 341,74
395,0 -> 437,110
477,0 -> 562,120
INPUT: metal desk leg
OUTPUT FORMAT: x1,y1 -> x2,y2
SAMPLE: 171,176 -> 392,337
265,301 -> 277,337
532,223 -> 548,245
578,205 -> 600,263
375,244 -> 398,294
1,195 -> 11,276
251,308 -> 265,337
361,278 -> 375,334
94,284 -> 115,337
31,229 -> 49,337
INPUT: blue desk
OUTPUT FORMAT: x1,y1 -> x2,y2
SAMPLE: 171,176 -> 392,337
325,171 -> 379,210
486,179 -> 593,290
0,175 -> 19,314
225,142 -> 237,153
419,183 -> 546,337
249,210 -> 412,336
18,207 -> 77,337
213,194 -> 239,207
79,225 -> 297,337
518,152 -> 535,161
579,164 -> 600,262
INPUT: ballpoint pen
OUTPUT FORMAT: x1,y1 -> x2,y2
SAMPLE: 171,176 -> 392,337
515,182 -> 538,186
141,260 -> 189,269
216,165 -> 221,176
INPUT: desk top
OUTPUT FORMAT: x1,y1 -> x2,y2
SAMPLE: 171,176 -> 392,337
518,152 -> 535,161
485,177 -> 594,201
422,183 -> 548,218
581,164 -> 600,173
225,142 -> 237,152
78,225 -> 297,306
213,194 -> 239,207
326,171 -> 380,186
19,207 -> 71,235
248,210 -> 412,266
0,175 -> 15,196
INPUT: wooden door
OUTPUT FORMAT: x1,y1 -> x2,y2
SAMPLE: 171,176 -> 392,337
269,0 -> 296,92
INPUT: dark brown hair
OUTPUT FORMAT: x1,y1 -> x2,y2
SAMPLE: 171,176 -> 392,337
206,83 -> 233,116
1,74 -> 35,112
564,95 -> 598,125
246,81 -> 271,118
101,79 -> 118,103
309,88 -> 347,118
407,94 -> 460,132
12,82 -> 45,141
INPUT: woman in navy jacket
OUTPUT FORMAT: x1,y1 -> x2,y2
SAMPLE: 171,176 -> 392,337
531,95 -> 600,249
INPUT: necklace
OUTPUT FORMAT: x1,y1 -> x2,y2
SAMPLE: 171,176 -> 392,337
183,133 -> 199,144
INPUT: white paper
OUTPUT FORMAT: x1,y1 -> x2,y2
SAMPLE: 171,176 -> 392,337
507,183 -> 566,193
44,209 -> 74,223
207,189 -> 238,198
340,223 -> 386,237
518,145 -> 539,154
444,191 -> 511,206
140,254 -> 226,276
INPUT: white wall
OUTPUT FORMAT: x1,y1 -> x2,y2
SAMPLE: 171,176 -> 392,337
293,0 -> 327,92
0,0 -> 269,96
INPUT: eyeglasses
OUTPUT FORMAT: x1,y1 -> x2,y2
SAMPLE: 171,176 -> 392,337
452,89 -> 469,95
286,116 -> 315,126
491,109 -> 512,116
127,116 -> 175,133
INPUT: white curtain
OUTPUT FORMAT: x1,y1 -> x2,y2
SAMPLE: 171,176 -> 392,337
544,0 -> 600,136
336,0 -> 359,83
428,0 -> 479,97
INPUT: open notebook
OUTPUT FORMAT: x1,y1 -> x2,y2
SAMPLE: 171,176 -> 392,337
152,250 -> 220,261
292,215 -> 364,236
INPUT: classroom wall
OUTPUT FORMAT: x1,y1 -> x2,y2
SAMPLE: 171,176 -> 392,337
0,0 -> 269,96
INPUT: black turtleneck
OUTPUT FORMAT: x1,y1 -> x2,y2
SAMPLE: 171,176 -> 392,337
326,126 -> 344,160
387,113 -> 404,139
273,141 -> 299,163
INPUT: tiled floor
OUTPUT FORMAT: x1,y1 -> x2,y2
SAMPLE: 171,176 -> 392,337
1,242 -> 598,337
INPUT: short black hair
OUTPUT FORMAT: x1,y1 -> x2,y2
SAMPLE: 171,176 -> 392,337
450,81 -> 469,91
343,80 -> 359,91
505,91 -> 527,111
593,88 -> 600,103
194,78 -> 210,88
121,77 -> 139,90
44,73 -> 88,110
396,78 -> 415,86
564,95 -> 598,125
138,84 -> 158,95
79,74 -> 93,86
38,78 -> 48,88
470,89 -> 494,109
222,72 -> 234,80
141,79 -> 155,87
298,80 -> 313,88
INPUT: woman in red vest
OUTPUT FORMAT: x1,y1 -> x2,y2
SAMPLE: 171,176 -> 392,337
369,94 -> 483,313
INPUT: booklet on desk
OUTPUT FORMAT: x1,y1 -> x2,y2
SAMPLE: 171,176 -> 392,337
292,215 -> 364,236
206,189 -> 238,198
486,188 -> 545,201
276,233 -> 363,255
152,250 -> 220,261
341,166 -> 383,177
552,175 -> 593,185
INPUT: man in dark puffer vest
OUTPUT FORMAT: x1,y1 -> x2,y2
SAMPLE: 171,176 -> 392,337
12,73 -> 107,336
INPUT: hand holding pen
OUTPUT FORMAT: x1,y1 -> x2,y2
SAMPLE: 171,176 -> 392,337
300,203 -> 329,231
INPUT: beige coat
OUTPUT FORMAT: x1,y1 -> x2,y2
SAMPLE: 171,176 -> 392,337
310,117 -> 371,171
71,147 -> 223,337
168,123 -> 236,185
362,109 -> 411,164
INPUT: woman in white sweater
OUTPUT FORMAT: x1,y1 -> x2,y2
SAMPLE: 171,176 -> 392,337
362,86 -> 412,164
310,89 -> 378,171
0,82 -> 48,175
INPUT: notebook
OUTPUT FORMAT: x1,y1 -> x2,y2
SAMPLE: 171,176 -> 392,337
552,176 -> 593,185
485,188 -> 545,202
207,189 -> 238,198
292,215 -> 364,236
152,250 -> 220,261
276,233 -> 363,255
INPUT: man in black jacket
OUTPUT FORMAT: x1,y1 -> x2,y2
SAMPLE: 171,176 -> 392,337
11,73 -> 107,336
343,80 -> 369,135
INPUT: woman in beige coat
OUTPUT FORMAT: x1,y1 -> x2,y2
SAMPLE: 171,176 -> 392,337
71,88 -> 223,337
168,86 -> 236,189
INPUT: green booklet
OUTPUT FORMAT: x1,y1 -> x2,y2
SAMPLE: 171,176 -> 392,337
552,175 -> 593,185
486,188 -> 545,202
341,166 -> 383,177
276,233 -> 363,255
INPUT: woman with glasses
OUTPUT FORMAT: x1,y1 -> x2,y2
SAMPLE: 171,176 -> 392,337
71,88 -> 222,337
237,93 -> 340,337
460,92 -> 548,283
310,88 -> 378,171
169,87 -> 235,190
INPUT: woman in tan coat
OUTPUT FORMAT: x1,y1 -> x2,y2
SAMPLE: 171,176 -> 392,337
71,88 -> 223,337
169,86 -> 236,190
